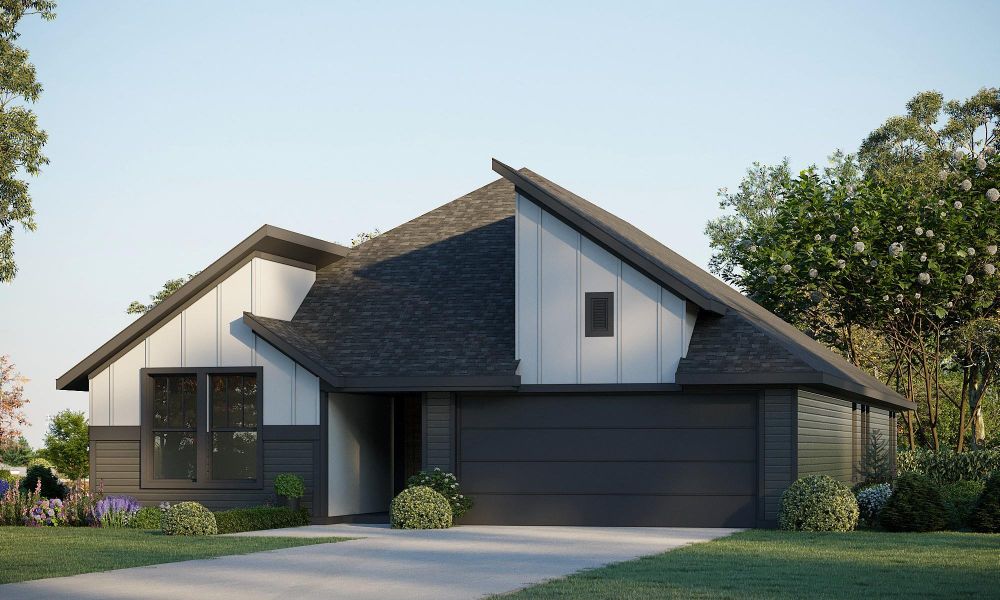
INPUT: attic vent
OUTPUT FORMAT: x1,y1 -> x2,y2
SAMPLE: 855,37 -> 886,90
585,292 -> 614,337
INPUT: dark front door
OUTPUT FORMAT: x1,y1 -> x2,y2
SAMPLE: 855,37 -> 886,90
392,394 -> 422,496
457,393 -> 757,526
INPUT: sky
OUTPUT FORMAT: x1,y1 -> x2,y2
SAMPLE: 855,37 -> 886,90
2,0 -> 998,448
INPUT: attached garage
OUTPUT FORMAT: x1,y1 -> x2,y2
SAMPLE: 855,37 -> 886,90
457,393 -> 758,527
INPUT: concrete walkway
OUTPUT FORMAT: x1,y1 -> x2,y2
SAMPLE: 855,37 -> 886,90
0,524 -> 737,599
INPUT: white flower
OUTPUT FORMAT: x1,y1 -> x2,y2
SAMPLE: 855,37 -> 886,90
960,179 -> 973,191
965,274 -> 975,284
915,227 -> 924,236
889,242 -> 904,257
938,169 -> 949,181
986,264 -> 997,276
968,247 -> 976,256
854,241 -> 866,252
814,234 -> 822,242
953,201 -> 963,210
749,245 -> 758,253
920,253 -> 927,262
946,301 -> 954,308
781,264 -> 792,273
918,272 -> 931,285
896,225 -> 904,232
988,188 -> 1000,202
988,245 -> 998,255
938,199 -> 946,206
937,243 -> 946,252
925,229 -> 934,238
941,212 -> 947,218
977,157 -> 988,171
882,295 -> 890,301
914,292 -> 921,299
808,268 -> 818,278
893,307 -> 900,314
766,275 -> 776,284
896,294 -> 904,302
852,226 -> 860,234
829,234 -> 837,242
836,259 -> 846,269
954,149 -> 966,160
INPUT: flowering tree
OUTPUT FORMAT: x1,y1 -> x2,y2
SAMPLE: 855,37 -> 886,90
0,354 -> 29,449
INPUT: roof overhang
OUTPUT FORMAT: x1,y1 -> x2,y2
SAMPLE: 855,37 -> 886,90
492,159 -> 728,316
56,225 -> 349,391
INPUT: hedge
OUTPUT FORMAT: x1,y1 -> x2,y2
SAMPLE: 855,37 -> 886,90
897,448 -> 1000,483
214,506 -> 310,534
778,475 -> 858,532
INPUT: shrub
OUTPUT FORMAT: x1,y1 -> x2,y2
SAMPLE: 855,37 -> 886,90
941,480 -> 985,530
969,474 -> 1000,533
28,457 -> 55,470
859,430 -> 893,485
128,506 -> 164,530
880,473 -> 948,532
0,481 -> 31,526
19,464 -> 66,500
274,473 -> 306,499
163,501 -> 218,536
62,481 -> 101,527
0,469 -> 14,483
406,468 -> 473,519
778,475 -> 858,532
214,506 -> 310,534
897,448 -> 1000,484
27,498 -> 64,526
94,496 -> 141,528
855,483 -> 893,528
390,486 -> 452,529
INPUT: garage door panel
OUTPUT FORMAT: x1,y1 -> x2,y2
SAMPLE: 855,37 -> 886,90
460,428 -> 755,462
468,494 -> 756,527
461,394 -> 756,429
461,461 -> 756,495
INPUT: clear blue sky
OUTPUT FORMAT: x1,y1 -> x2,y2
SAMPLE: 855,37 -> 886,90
3,0 -> 998,448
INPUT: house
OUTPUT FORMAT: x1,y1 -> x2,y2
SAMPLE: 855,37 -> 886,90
57,160 -> 913,527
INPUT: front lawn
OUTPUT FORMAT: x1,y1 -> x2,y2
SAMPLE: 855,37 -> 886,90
500,530 -> 1000,599
0,527 -> 347,585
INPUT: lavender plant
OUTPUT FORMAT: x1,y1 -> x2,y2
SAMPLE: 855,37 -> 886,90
93,496 -> 140,528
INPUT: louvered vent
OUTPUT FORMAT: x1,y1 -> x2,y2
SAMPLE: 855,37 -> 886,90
585,292 -> 614,337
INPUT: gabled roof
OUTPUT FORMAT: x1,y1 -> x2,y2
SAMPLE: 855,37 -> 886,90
493,160 -> 912,410
56,225 -> 349,391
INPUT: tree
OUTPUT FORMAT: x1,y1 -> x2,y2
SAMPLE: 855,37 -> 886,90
350,228 -> 382,247
40,409 -> 88,480
0,354 -> 29,448
126,273 -> 198,315
0,0 -> 56,282
0,433 -> 30,464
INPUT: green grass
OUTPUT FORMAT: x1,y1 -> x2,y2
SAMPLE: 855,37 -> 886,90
0,527 -> 348,584
499,530 -> 1000,599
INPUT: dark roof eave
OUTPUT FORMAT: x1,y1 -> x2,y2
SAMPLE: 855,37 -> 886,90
242,312 -> 345,389
56,225 -> 348,392
676,372 -> 915,411
492,159 -> 728,316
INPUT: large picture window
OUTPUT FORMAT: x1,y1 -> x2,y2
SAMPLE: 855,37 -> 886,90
141,367 -> 263,489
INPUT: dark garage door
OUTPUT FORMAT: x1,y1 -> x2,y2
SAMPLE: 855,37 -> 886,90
457,393 -> 757,527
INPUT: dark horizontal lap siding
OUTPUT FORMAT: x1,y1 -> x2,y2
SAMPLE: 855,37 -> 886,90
797,390 -> 854,484
90,427 -> 320,514
423,392 -> 455,473
457,393 -> 758,527
763,389 -> 794,523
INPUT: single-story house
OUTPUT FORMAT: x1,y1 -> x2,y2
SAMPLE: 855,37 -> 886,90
57,160 -> 912,527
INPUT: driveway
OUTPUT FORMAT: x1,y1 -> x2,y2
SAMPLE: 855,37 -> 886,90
1,525 -> 737,599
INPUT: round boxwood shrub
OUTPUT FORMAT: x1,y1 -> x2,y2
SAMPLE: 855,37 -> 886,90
128,506 -> 164,530
779,475 -> 858,531
274,473 -> 306,499
19,464 -> 67,499
941,480 -> 986,530
969,474 -> 1000,533
406,468 -> 473,519
390,485 -> 452,529
163,501 -> 218,536
880,473 -> 948,532
855,482 -> 893,528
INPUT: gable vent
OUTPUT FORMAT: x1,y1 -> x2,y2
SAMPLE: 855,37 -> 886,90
585,292 -> 614,337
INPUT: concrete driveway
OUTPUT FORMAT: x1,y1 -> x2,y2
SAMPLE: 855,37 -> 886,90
0,524 -> 737,600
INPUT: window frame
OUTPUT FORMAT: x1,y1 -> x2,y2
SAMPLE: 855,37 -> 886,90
140,366 -> 264,490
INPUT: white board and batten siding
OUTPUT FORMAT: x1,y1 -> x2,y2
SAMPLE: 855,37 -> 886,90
88,257 -> 321,427
515,194 -> 697,384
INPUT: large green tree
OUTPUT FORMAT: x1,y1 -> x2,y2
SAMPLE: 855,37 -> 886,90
126,273 -> 198,315
39,409 -> 88,480
0,433 -> 30,464
0,0 -> 55,282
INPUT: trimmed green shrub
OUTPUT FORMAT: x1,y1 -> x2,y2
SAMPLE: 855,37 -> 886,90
969,474 -> 1000,533
0,469 -> 14,483
128,506 -> 164,530
19,464 -> 67,499
214,506 -> 310,534
163,501 -> 217,536
855,482 -> 892,528
390,485 -> 452,529
28,457 -> 55,470
406,468 -> 473,519
941,480 -> 985,530
880,473 -> 948,532
779,475 -> 859,531
274,473 -> 306,499
897,448 -> 1000,484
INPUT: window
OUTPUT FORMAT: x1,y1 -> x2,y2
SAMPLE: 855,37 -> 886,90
585,292 -> 614,337
141,367 -> 262,489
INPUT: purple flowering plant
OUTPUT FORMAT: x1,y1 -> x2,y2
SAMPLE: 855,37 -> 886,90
94,495 -> 140,528
28,498 -> 64,526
